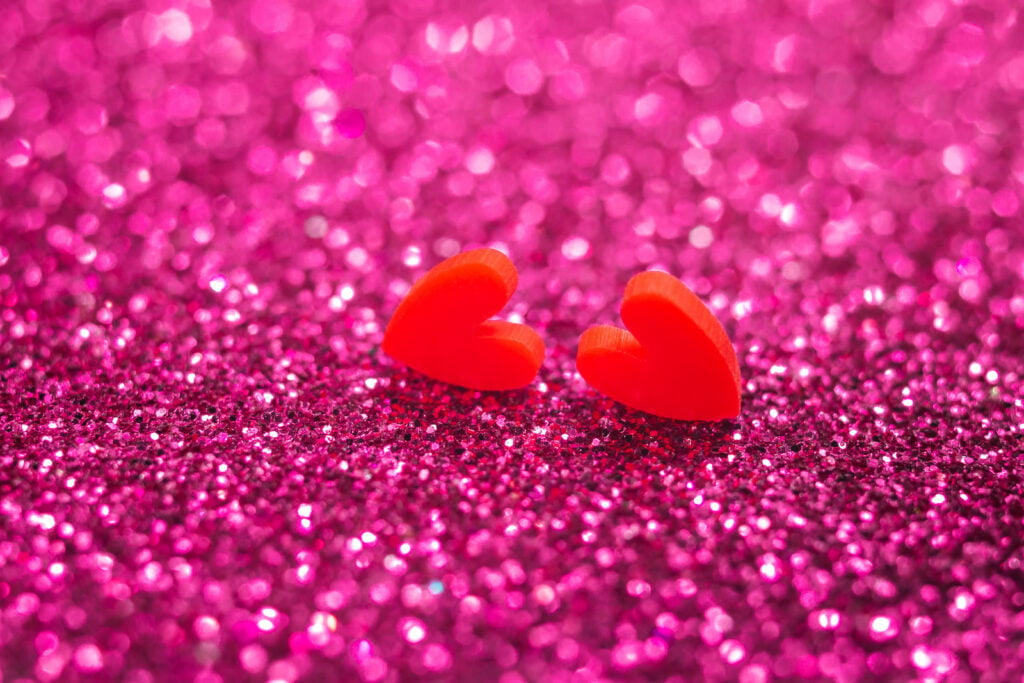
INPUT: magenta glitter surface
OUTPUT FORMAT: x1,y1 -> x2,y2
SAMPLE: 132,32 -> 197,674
2,0 -> 1024,681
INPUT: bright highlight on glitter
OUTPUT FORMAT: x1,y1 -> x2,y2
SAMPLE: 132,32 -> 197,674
505,58 -> 544,95
0,86 -> 15,120
731,100 -> 764,127
634,92 -> 664,123
390,64 -> 418,93
101,183 -> 127,208
682,147 -> 712,176
426,22 -> 469,54
678,48 -> 720,87
400,617 -> 426,643
561,237 -> 590,261
465,146 -> 495,175
942,145 -> 969,175
158,9 -> 193,44
472,15 -> 515,55
689,225 -> 713,248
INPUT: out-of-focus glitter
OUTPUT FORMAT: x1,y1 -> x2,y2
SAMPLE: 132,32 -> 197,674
1,0 -> 1023,681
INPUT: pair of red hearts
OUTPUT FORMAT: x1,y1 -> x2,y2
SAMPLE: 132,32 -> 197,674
382,248 -> 741,421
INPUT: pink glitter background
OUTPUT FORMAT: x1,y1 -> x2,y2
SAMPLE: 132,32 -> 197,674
1,0 -> 1023,681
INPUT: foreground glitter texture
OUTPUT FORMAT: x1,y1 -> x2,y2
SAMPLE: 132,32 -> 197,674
1,0 -> 1023,681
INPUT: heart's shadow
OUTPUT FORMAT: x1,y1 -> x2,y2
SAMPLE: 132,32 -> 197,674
376,368 -> 742,473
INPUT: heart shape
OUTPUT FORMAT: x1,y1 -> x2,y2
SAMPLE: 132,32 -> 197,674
382,248 -> 544,391
577,271 -> 741,421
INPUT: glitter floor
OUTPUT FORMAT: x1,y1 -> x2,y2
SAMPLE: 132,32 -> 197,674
2,0 -> 1023,681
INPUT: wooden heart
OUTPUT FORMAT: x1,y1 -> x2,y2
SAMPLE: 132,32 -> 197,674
383,248 -> 544,391
577,271 -> 740,420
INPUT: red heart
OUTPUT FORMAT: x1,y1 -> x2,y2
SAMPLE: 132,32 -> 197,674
577,271 -> 741,421
382,248 -> 544,391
